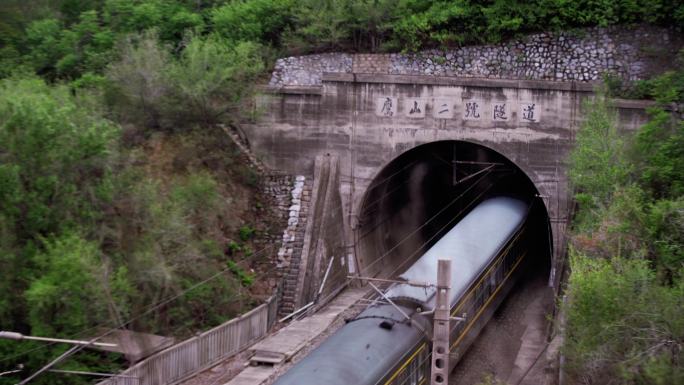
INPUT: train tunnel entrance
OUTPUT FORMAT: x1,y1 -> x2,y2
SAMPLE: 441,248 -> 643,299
355,140 -> 552,281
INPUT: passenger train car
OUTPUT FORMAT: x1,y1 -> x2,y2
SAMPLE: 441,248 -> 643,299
273,196 -> 532,385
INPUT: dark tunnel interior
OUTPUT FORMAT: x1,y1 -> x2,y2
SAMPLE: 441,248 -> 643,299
355,140 -> 551,279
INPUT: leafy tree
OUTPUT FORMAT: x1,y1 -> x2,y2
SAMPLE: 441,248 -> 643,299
646,198 -> 684,282
0,77 -> 119,242
287,0 -> 356,52
104,0 -> 204,42
569,92 -> 631,225
106,31 -> 173,129
0,76 -> 121,385
107,31 -> 263,130
565,61 -> 684,384
211,0 -> 295,46
24,18 -> 65,78
563,254 -> 684,385
25,233 -> 110,336
58,0 -> 103,25
167,35 -> 263,126
633,109 -> 684,199
57,10 -> 116,78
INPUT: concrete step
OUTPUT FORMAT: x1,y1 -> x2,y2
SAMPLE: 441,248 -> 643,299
250,351 -> 286,366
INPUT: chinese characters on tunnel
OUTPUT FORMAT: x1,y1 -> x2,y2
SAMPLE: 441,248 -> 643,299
404,99 -> 426,118
375,97 -> 541,123
520,102 -> 540,122
464,100 -> 482,120
493,103 -> 508,121
376,97 -> 397,117
433,98 -> 455,119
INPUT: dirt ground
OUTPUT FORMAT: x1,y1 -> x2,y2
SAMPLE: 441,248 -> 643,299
450,260 -> 554,385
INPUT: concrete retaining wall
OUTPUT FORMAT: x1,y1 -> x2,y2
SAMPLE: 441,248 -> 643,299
246,73 -> 656,290
294,155 -> 349,309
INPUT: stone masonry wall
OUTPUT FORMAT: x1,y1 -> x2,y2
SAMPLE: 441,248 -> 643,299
275,176 -> 313,316
269,25 -> 680,87
268,53 -> 352,87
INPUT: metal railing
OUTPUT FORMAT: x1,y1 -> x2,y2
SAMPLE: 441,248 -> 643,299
97,294 -> 279,385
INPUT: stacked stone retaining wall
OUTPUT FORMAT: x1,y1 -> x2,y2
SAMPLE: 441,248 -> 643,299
269,25 -> 680,87
277,177 -> 313,316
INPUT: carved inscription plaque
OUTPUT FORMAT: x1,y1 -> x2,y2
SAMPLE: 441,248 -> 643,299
433,98 -> 454,119
375,97 -> 397,117
373,97 -> 541,123
404,99 -> 427,119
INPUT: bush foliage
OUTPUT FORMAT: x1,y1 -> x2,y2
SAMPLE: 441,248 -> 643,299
1,0 -> 683,383
0,76 -> 259,384
565,57 -> 684,383
2,0 -> 683,83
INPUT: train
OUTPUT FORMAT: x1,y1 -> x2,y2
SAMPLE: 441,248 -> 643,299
273,196 -> 533,385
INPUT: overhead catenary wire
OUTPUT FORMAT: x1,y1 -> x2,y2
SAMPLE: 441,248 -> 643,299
294,172 -> 496,322
359,168 -> 495,278
362,171 -> 507,314
308,169 -> 497,319
288,166 -> 495,320
11,154 -> 503,382
357,183 -> 494,312
3,160 -> 432,374
357,163 -> 498,240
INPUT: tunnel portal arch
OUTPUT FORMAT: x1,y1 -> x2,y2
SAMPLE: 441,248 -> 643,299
354,140 -> 552,281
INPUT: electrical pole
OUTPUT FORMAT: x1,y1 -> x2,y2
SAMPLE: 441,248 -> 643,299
0,331 -> 118,385
431,259 -> 451,385
0,331 -> 116,348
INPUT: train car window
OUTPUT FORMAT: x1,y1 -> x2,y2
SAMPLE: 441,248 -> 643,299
477,285 -> 485,308
398,366 -> 407,385
418,348 -> 427,381
409,357 -> 418,385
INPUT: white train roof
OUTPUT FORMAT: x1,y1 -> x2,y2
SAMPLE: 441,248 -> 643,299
384,196 -> 528,309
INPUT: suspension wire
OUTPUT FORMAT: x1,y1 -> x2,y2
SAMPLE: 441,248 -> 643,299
357,172 -> 419,217
288,169 -> 496,320
344,177 -> 496,324
9,154 -> 506,380
3,162 -> 417,363
363,159 -> 419,194
2,161 -> 428,370
358,164 -> 498,240
4,149 -> 483,365
312,174 -> 492,316
359,182 -> 494,314
295,171 -> 497,321
359,168 -> 494,278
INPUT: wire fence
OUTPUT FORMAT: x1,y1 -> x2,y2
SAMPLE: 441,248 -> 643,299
96,294 -> 279,385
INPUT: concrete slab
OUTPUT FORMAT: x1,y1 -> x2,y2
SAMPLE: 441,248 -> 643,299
224,287 -> 368,385
227,366 -> 273,385
95,328 -> 175,362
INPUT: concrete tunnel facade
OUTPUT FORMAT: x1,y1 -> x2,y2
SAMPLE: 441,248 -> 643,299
354,139 -> 553,282
244,73 -> 655,297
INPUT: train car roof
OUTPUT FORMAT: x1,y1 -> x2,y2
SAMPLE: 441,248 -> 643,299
385,196 -> 528,308
273,304 -> 423,385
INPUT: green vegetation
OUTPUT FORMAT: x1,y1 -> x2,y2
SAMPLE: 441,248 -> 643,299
564,55 -> 684,384
2,1 -> 683,83
0,3 -> 270,381
0,75 -> 265,384
0,0 -> 682,383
